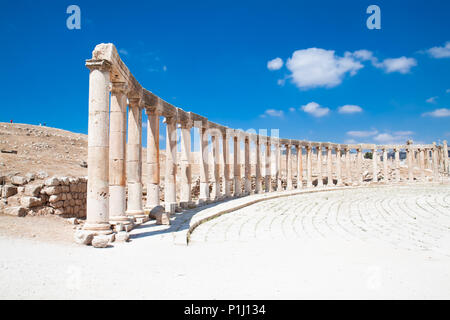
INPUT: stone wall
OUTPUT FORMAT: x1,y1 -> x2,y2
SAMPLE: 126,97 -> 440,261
0,174 -> 86,218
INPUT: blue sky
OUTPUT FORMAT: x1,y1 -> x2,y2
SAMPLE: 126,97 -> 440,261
1,0 -> 449,147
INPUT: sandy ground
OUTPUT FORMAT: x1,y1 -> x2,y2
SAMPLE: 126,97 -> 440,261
1,185 -> 450,300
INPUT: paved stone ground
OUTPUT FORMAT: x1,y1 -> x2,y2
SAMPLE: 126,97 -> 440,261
190,185 -> 450,257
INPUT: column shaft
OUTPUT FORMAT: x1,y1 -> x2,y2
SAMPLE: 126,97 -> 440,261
180,124 -> 192,207
286,144 -> 293,190
211,134 -> 221,200
233,135 -> 241,196
317,146 -> 323,187
255,137 -> 262,193
297,145 -> 303,189
222,132 -> 231,197
145,110 -> 161,213
336,147 -> 342,186
382,149 -> 388,182
345,148 -> 352,185
199,127 -> 210,202
244,136 -> 251,194
306,146 -> 313,188
164,117 -> 177,214
85,60 -> 112,235
327,146 -> 333,185
372,147 -> 378,182
265,140 -> 272,192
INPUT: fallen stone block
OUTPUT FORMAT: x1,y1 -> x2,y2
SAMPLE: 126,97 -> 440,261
91,234 -> 114,248
2,184 -> 17,198
74,230 -> 94,245
21,196 -> 42,208
155,212 -> 171,225
116,232 -> 130,242
4,206 -> 28,217
11,176 -> 27,186
44,177 -> 60,186
24,184 -> 42,197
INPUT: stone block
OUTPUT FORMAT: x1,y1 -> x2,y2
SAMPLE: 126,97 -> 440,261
7,195 -> 21,206
21,196 -> 42,208
11,176 -> 27,186
42,186 -> 61,195
116,231 -> 130,242
74,230 -> 94,245
155,212 -> 171,225
2,184 -> 17,198
44,177 -> 60,186
24,184 -> 42,197
4,206 -> 28,217
92,234 -> 114,248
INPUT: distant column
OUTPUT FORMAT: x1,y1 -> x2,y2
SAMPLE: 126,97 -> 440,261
356,147 -> 363,185
419,148 -> 425,181
255,136 -> 262,194
211,133 -> 221,200
297,145 -> 303,189
126,98 -> 145,219
244,135 -> 251,194
382,148 -> 388,182
164,116 -> 177,214
265,139 -> 272,192
199,126 -> 210,203
372,146 -> 378,182
286,144 -> 293,190
407,141 -> 414,182
335,146 -> 342,186
233,134 -> 241,197
222,131 -> 231,197
433,142 -> 439,181
394,147 -> 400,182
276,141 -> 282,190
84,59 -> 112,235
306,146 -> 313,188
180,122 -> 192,208
317,145 -> 323,187
345,147 -> 351,185
109,82 -> 131,225
444,140 -> 449,174
326,146 -> 333,186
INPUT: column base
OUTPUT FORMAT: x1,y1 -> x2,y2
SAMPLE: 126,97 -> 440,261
165,202 -> 177,214
109,215 -> 133,225
83,222 -> 112,235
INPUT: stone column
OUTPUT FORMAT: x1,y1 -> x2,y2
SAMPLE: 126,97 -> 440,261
84,59 -> 112,235
145,109 -> 161,216
233,134 -> 241,197
265,139 -> 272,192
199,126 -> 210,203
407,141 -> 414,182
335,147 -> 342,186
180,122 -> 192,208
316,145 -> 323,187
244,135 -> 251,194
345,148 -> 352,185
326,146 -> 333,186
372,146 -> 378,182
126,98 -> 145,219
306,146 -> 313,188
356,147 -> 363,185
255,136 -> 262,193
297,145 -> 303,189
286,144 -> 293,190
222,132 -> 231,197
382,148 -> 388,182
444,140 -> 449,174
276,141 -> 282,190
211,133 -> 221,200
394,147 -> 400,182
433,142 -> 439,181
109,82 -> 131,225
164,116 -> 177,214
419,148 -> 425,181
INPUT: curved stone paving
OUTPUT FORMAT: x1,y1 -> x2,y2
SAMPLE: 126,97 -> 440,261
190,185 -> 450,256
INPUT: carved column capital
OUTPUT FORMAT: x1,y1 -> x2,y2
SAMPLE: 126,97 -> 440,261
110,82 -> 128,94
86,59 -> 112,71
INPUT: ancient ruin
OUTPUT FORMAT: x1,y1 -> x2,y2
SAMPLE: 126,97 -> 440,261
79,43 -> 450,245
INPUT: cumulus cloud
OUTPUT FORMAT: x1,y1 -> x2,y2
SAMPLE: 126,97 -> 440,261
373,131 -> 414,144
300,102 -> 330,117
427,41 -> 450,59
422,108 -> 450,117
285,48 -> 363,89
260,109 -> 284,118
267,57 -> 284,71
426,96 -> 438,104
373,57 -> 418,74
338,105 -> 363,114
347,130 -> 378,138
351,49 -> 374,61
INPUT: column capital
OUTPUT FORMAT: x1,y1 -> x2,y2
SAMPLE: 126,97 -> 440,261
165,116 -> 177,125
110,81 -> 128,94
179,121 -> 193,129
86,59 -> 112,71
145,107 -> 159,117
128,97 -> 142,109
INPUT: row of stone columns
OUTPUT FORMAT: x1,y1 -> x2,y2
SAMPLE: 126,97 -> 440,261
84,57 -> 449,236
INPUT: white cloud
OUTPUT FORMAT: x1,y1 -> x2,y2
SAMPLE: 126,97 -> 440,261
289,107 -> 296,112
422,108 -> 450,117
119,48 -> 129,56
300,102 -> 330,117
351,50 -> 374,61
267,57 -> 284,71
394,131 -> 414,136
345,139 -> 357,144
277,79 -> 285,86
285,48 -> 363,89
426,96 -> 438,104
261,109 -> 284,118
338,105 -> 363,114
373,57 -> 417,74
427,41 -> 450,59
347,130 -> 378,138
